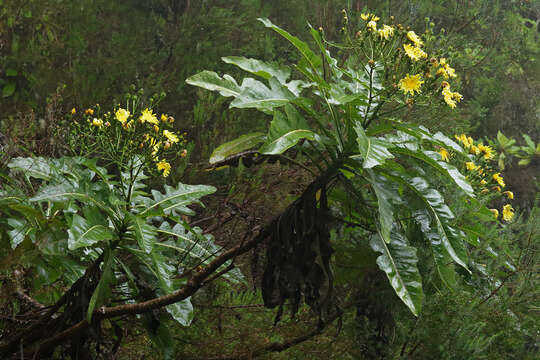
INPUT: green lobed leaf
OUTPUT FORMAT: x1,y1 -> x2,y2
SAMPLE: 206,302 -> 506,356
413,208 -> 458,288
392,147 -> 474,197
67,213 -> 115,250
368,170 -> 399,244
87,248 -> 115,322
405,176 -> 470,275
7,217 -> 28,249
185,70 -> 241,97
370,229 -> 424,316
127,214 -> 157,253
353,124 -> 394,168
222,56 -> 291,83
141,183 -> 216,217
230,77 -> 295,113
259,130 -> 316,155
209,132 -> 265,164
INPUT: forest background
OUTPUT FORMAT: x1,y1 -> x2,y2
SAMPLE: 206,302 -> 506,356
0,0 -> 539,359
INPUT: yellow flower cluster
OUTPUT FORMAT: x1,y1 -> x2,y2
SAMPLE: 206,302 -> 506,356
436,58 -> 457,79
453,133 -> 515,222
361,13 -> 395,41
491,204 -> 515,222
75,105 -> 186,178
441,84 -> 463,109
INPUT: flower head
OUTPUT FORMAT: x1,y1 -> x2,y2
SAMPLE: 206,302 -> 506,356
92,118 -> 103,127
367,20 -> 377,31
503,191 -> 514,200
502,204 -> 514,221
442,86 -> 462,109
478,144 -> 494,160
85,108 -> 94,115
71,108 -> 76,114
139,108 -> 159,125
163,130 -> 179,144
156,160 -> 171,177
436,58 -> 457,79
378,25 -> 394,40
489,208 -> 499,219
493,173 -> 505,188
465,161 -> 478,171
407,31 -> 424,47
361,13 -> 370,21
403,44 -> 427,61
115,108 -> 130,125
439,147 -> 450,162
161,113 -> 168,122
399,74 -> 424,95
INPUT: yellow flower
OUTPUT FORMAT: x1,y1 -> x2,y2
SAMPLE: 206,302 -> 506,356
442,86 -> 462,109
493,185 -> 502,192
156,160 -> 171,177
503,191 -> 514,200
403,44 -> 427,61
480,179 -> 487,185
502,204 -> 514,222
465,162 -> 478,171
180,149 -> 188,158
470,145 -> 480,155
85,108 -> 94,115
361,13 -> 370,20
115,108 -> 130,125
367,20 -> 377,31
439,147 -> 450,162
489,208 -> 499,219
163,130 -> 179,143
371,15 -> 380,21
71,108 -> 76,114
407,31 -> 424,47
91,118 -> 103,127
436,58 -> 457,79
378,25 -> 394,40
161,113 -> 168,122
139,108 -> 159,125
478,144 -> 494,160
492,173 -> 505,188
123,120 -> 133,130
399,74 -> 424,95
168,116 -> 175,123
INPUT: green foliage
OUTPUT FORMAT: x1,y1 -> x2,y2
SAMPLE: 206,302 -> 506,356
187,14 -> 518,318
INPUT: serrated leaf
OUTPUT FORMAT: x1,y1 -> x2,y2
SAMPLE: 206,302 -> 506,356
259,129 -> 316,155
433,132 -> 466,154
186,70 -> 241,97
405,176 -> 470,275
127,214 -> 157,253
141,183 -> 216,216
413,208 -> 457,288
8,157 -> 54,180
368,170 -> 397,243
230,77 -> 294,112
156,223 -> 245,284
87,248 -> 115,322
67,213 -> 115,250
394,148 -> 474,197
370,230 -> 423,316
7,218 -> 28,248
209,132 -> 265,164
222,56 -> 290,83
354,124 -> 394,168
